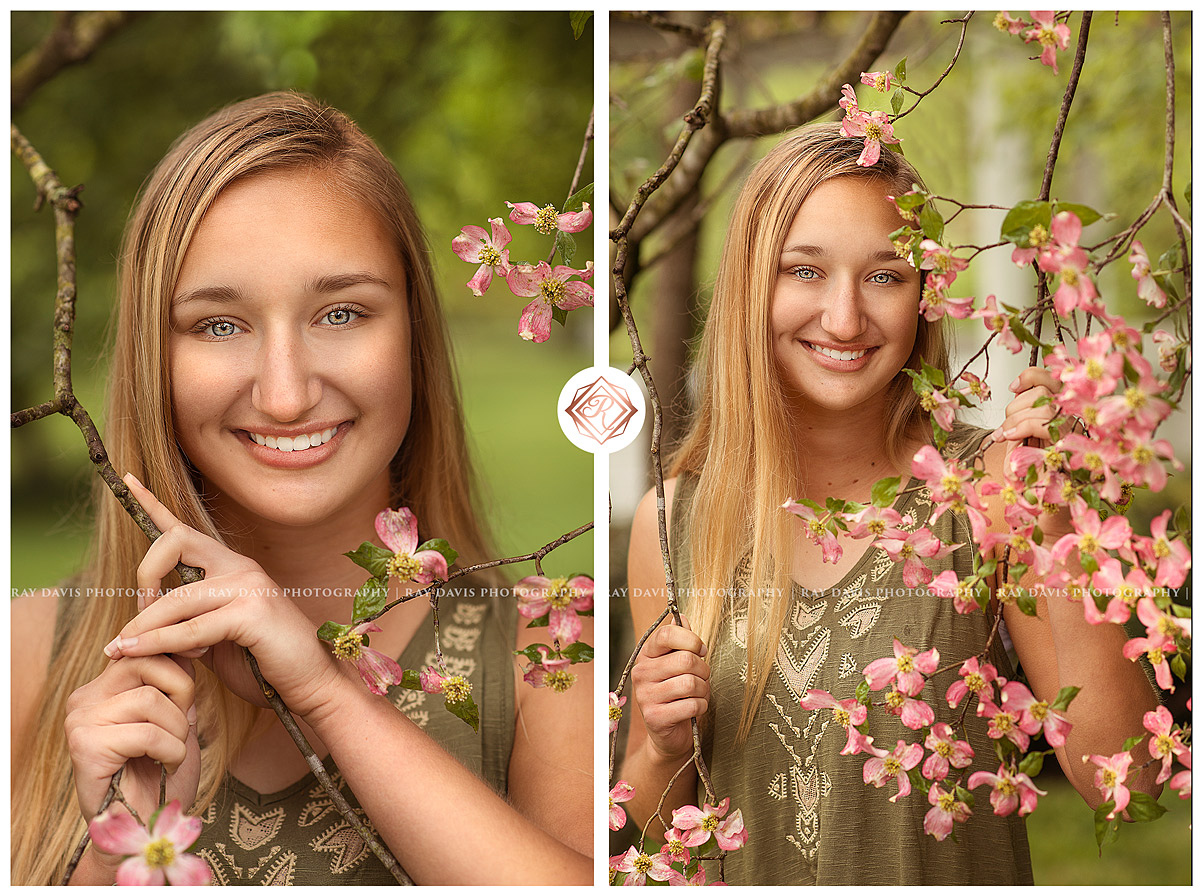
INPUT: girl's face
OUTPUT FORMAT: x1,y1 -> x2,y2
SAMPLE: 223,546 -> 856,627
169,168 -> 412,531
770,175 -> 920,419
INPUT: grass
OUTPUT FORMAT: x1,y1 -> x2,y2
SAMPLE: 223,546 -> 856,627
1027,775 -> 1192,885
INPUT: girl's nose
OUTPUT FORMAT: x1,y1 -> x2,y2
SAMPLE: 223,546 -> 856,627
821,278 -> 868,342
251,334 -> 321,423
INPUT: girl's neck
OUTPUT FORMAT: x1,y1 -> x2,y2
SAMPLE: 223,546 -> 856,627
786,400 -> 902,500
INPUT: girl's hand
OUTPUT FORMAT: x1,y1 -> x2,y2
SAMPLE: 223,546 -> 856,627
991,366 -> 1064,449
65,654 -> 200,829
630,614 -> 710,766
105,473 -> 344,720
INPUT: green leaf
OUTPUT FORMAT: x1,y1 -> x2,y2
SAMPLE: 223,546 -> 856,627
416,537 -> 459,568
317,621 -> 348,643
1050,685 -> 1081,711
1169,653 -> 1188,680
918,203 -> 944,244
399,668 -> 423,690
1158,242 -> 1182,270
1053,201 -> 1107,227
344,541 -> 394,580
1009,561 -> 1029,582
1121,733 -> 1147,753
890,90 -> 904,115
562,641 -> 594,663
920,360 -> 947,389
855,679 -> 871,704
555,229 -> 577,267
446,694 -> 480,732
514,644 -> 551,663
1019,750 -> 1047,777
1174,504 -> 1190,537
525,614 -> 550,628
1008,315 -> 1053,351
1094,804 -> 1121,851
1080,552 -> 1100,575
352,575 -> 389,624
563,182 -> 594,213
1001,200 -> 1052,245
871,476 -> 902,507
551,305 -> 568,327
895,56 -> 907,85
1016,589 -> 1038,617
1125,791 -> 1167,823
569,11 -> 592,39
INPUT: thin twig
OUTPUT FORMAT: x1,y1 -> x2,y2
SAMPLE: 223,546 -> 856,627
895,13 -> 973,121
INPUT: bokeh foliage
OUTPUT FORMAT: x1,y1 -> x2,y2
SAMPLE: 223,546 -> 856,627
11,10 -> 595,588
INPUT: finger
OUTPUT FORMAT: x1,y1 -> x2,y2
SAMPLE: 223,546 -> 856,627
1004,384 -> 1055,415
124,472 -> 186,539
642,621 -> 708,659
75,655 -> 197,719
105,585 -> 237,659
88,686 -> 194,749
1009,366 -> 1059,395
641,695 -> 709,730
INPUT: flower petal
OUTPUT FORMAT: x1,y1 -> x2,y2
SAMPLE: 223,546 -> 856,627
375,507 -> 418,554
165,853 -> 214,886
518,300 -> 553,343
88,808 -> 150,856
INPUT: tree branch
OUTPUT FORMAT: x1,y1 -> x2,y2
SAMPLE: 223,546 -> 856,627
11,11 -> 142,112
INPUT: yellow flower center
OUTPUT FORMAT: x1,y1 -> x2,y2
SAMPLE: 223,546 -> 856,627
808,519 -> 828,537
633,853 -> 654,874
1027,223 -> 1051,247
1082,407 -> 1099,426
1062,267 -> 1080,286
533,205 -> 559,234
1155,734 -> 1174,755
540,278 -> 566,305
885,690 -> 905,710
883,756 -> 902,775
1078,534 -> 1100,554
992,711 -> 1015,733
966,671 -> 986,692
996,584 -> 1019,604
333,631 -> 363,661
1148,647 -> 1165,665
1101,768 -> 1119,788
1125,387 -> 1147,411
1154,538 -> 1171,559
993,12 -> 1010,31
868,519 -> 887,536
1044,447 -> 1065,470
666,838 -> 687,858
1083,451 -> 1104,472
143,837 -> 176,870
997,778 -> 1018,797
833,706 -> 851,726
1115,585 -> 1139,608
865,120 -> 883,142
1011,534 -> 1031,553
923,287 -> 943,307
937,791 -> 957,812
546,577 -> 575,609
1038,28 -> 1059,48
1001,485 -> 1019,505
1085,358 -> 1105,380
897,655 -> 915,673
546,670 -> 577,693
1029,701 -> 1049,721
1133,445 -> 1154,465
609,704 -> 624,722
936,741 -> 952,758
899,544 -> 916,560
941,473 -> 963,494
443,674 -> 472,703
478,243 -> 501,266
700,814 -> 720,832
387,552 -> 421,581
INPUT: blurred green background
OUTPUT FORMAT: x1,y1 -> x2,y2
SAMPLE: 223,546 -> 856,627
11,10 -> 595,590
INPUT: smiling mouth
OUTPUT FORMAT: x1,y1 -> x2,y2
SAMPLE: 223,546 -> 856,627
247,425 -> 338,452
805,342 -> 871,362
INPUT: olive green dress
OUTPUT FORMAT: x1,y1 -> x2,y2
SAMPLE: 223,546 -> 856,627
190,593 -> 517,885
671,425 -> 1034,885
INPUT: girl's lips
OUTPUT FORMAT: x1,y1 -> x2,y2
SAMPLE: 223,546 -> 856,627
236,422 -> 350,469
801,340 -> 877,371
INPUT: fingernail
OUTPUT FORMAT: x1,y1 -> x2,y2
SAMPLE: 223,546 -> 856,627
103,636 -> 122,659
1009,378 -> 1020,391
187,705 -> 197,725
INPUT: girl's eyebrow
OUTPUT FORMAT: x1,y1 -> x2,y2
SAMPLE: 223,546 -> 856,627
172,271 -> 392,307
780,245 -> 907,264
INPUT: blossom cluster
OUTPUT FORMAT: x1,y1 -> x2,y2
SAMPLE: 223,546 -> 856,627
995,11 -> 1072,74
88,800 -> 212,886
452,199 -> 594,343
608,781 -> 748,885
514,574 -> 595,693
837,78 -> 901,167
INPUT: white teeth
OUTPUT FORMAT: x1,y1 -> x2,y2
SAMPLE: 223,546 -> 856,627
810,343 -> 868,361
249,426 -> 337,452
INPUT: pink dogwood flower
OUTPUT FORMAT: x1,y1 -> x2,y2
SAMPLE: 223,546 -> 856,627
919,239 -> 970,276
88,800 -> 212,886
611,845 -> 682,885
659,826 -> 692,866
846,505 -> 910,540
1024,10 -> 1071,74
929,570 -> 981,615
874,526 -> 958,588
923,722 -> 975,782
1152,329 -> 1182,373
505,260 -> 594,343
911,445 -> 988,539
924,782 -> 972,841
332,621 -> 404,695
1129,240 -> 1169,308
609,691 -> 626,733
1144,706 -> 1190,785
1169,749 -> 1191,799
946,656 -> 1001,709
506,200 -> 592,235
672,798 -> 749,851
1050,506 -> 1132,568
801,688 -> 873,754
515,573 -> 594,645
521,645 -> 577,692
451,217 -> 512,296
1135,510 -> 1191,589
860,70 -> 897,92
863,638 -> 939,695
782,499 -> 843,563
978,693 -> 1040,752
1083,751 -> 1134,819
839,95 -> 901,167
883,687 -> 937,730
1001,680 -> 1072,748
863,739 -> 924,801
975,294 -> 1025,355
375,507 -> 449,584
609,780 -> 636,831
994,11 -> 1028,35
967,764 -> 1046,816
417,666 -> 472,703
1123,598 -> 1188,691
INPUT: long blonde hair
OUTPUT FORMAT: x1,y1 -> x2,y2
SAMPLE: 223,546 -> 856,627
669,123 -> 949,742
12,91 -> 496,884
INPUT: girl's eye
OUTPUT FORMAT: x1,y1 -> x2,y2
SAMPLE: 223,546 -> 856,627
870,271 -> 902,285
788,266 -> 820,281
194,318 -> 241,339
323,307 -> 363,326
